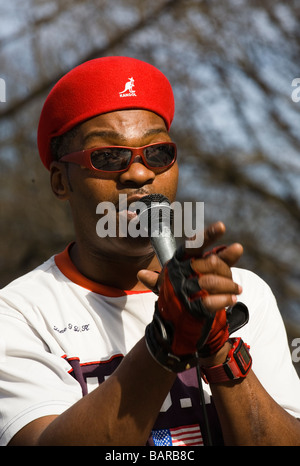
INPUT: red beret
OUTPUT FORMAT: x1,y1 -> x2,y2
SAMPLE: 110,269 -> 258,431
37,56 -> 175,169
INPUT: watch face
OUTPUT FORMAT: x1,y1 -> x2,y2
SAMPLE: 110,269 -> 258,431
235,341 -> 252,375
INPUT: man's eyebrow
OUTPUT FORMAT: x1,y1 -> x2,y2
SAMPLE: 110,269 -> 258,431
83,128 -> 168,145
83,130 -> 126,144
143,128 -> 169,136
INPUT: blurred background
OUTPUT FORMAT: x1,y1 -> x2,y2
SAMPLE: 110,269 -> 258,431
0,0 -> 299,370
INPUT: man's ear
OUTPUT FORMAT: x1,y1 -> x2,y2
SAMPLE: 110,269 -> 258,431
50,161 -> 72,200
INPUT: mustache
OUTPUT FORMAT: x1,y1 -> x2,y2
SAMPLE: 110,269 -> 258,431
116,189 -> 153,211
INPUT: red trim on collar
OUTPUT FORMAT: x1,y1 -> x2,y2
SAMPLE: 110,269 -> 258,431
54,243 -> 152,297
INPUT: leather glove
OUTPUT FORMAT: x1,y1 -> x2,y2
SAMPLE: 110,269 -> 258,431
145,246 -> 248,372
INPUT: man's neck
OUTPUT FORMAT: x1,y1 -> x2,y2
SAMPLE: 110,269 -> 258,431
69,241 -> 161,291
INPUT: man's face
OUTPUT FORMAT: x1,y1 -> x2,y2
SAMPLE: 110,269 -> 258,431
52,109 -> 179,256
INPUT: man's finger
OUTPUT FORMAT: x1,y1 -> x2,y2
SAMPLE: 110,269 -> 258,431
185,221 -> 226,257
191,253 -> 232,278
198,274 -> 242,296
217,243 -> 243,267
202,293 -> 239,313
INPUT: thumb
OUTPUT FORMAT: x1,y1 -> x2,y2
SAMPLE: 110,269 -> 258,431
137,269 -> 161,294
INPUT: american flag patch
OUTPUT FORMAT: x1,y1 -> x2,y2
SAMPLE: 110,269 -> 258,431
152,424 -> 203,446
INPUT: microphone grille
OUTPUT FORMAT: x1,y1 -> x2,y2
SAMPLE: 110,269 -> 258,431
139,193 -> 170,207
137,194 -> 173,237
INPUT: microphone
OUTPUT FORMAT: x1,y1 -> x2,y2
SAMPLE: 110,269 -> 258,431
138,195 -> 216,446
137,194 -> 176,266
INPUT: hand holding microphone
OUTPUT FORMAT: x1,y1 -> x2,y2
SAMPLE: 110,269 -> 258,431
137,195 -> 247,372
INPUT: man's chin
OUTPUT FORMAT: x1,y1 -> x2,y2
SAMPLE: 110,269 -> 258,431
116,233 -> 153,253
94,233 -> 154,258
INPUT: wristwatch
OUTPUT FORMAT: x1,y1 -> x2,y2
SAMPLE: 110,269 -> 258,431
200,337 -> 252,384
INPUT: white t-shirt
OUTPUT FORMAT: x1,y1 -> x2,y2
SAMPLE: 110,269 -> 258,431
0,244 -> 299,446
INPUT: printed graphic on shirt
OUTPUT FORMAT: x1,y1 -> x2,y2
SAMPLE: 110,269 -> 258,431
65,353 -> 123,396
152,424 -> 203,446
64,353 -> 224,445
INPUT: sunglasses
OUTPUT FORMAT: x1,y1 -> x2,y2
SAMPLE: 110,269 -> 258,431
60,142 -> 177,173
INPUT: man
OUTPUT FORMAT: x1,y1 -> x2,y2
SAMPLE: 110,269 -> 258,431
1,56 -> 300,446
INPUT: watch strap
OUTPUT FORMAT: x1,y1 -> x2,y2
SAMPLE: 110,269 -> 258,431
200,338 -> 252,384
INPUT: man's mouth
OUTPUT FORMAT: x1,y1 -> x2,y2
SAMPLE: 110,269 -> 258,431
118,209 -> 138,221
116,193 -> 152,216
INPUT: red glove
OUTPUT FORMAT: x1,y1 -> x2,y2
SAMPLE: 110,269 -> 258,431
145,246 -> 229,372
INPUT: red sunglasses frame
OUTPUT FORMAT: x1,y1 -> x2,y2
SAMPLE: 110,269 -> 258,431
60,142 -> 177,173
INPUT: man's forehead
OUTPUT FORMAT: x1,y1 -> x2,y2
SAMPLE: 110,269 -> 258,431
77,110 -> 169,145
82,128 -> 168,144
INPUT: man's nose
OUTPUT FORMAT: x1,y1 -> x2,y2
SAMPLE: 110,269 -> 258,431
118,156 -> 155,186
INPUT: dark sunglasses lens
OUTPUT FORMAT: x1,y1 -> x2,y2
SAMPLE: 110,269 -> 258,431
90,148 -> 131,171
144,144 -> 175,167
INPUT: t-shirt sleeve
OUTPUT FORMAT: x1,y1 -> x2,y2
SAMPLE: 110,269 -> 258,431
0,308 -> 82,445
231,268 -> 300,419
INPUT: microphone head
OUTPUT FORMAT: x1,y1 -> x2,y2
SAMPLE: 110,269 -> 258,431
137,194 -> 173,237
136,194 -> 176,266
139,193 -> 170,206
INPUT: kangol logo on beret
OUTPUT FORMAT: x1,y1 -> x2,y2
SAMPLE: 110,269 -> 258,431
119,77 -> 136,97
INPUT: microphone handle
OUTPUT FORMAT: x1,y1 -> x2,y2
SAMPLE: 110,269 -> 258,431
150,233 -> 177,267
